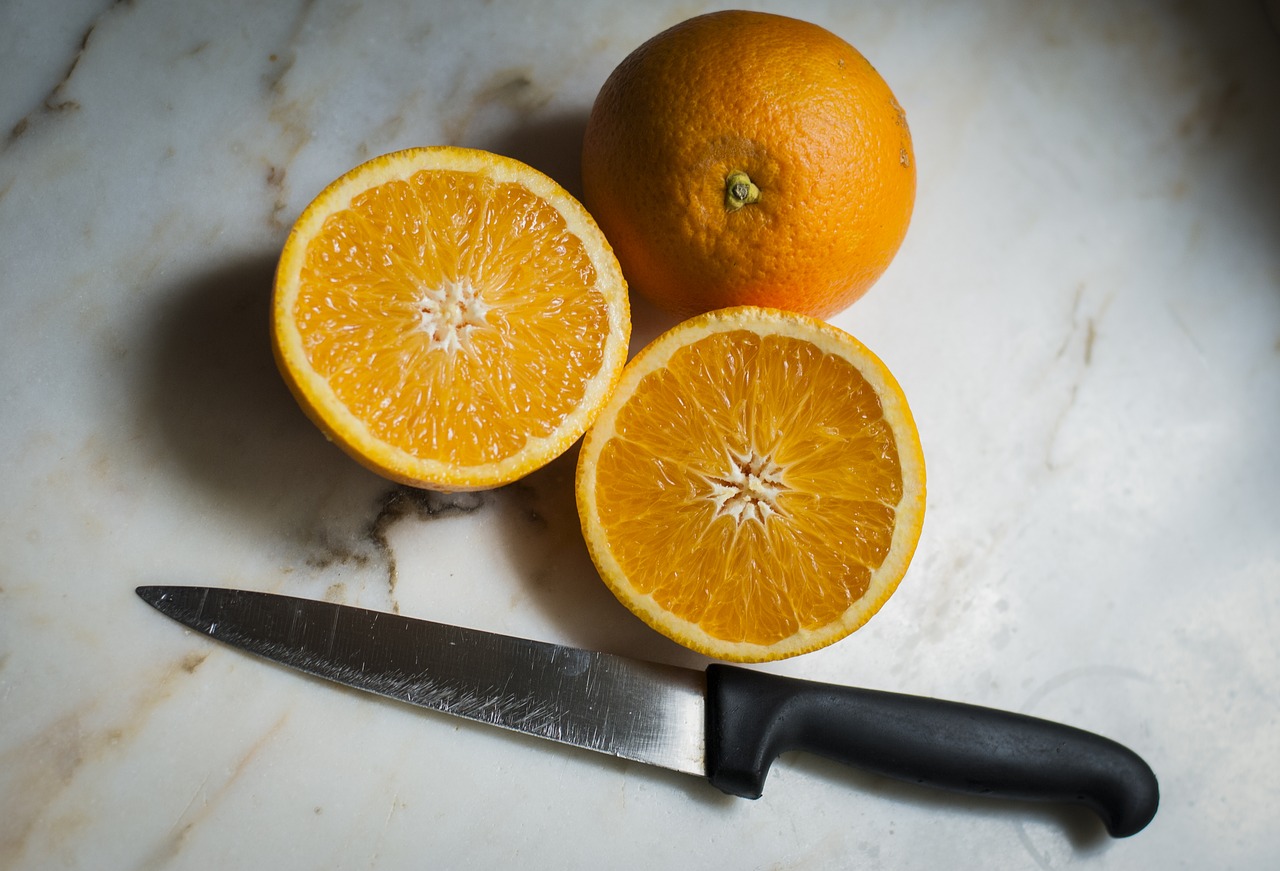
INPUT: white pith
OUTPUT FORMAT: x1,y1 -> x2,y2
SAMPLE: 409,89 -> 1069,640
416,276 -> 491,353
702,445 -> 787,525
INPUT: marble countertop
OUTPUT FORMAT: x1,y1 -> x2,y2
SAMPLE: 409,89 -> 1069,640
3,1 -> 1278,868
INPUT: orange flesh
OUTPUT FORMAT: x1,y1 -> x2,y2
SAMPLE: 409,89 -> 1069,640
294,169 -> 608,467
592,330 -> 904,645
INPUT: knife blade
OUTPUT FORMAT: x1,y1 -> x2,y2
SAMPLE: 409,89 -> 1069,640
136,586 -> 1158,837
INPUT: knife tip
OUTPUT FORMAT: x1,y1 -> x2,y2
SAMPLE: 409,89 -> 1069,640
135,585 -> 167,606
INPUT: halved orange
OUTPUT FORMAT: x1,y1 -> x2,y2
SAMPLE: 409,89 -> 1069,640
576,307 -> 925,662
272,146 -> 631,491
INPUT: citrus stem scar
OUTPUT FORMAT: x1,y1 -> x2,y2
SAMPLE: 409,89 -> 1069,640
724,170 -> 761,211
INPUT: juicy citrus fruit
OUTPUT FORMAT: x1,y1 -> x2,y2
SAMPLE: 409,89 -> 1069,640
581,10 -> 915,318
576,307 -> 925,662
272,146 -> 631,491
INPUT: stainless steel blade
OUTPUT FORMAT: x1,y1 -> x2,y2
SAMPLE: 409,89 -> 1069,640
136,586 -> 705,775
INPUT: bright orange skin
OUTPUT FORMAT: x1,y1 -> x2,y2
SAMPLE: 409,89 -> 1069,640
581,10 -> 916,318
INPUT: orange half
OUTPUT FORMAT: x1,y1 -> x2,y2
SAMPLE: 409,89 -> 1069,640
272,147 -> 631,490
576,307 -> 925,661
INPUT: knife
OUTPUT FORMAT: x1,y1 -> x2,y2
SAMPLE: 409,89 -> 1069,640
136,586 -> 1158,837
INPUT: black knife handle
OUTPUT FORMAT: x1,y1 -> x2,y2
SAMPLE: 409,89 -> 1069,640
704,664 -> 1158,837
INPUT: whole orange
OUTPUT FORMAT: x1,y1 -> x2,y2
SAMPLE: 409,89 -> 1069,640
581,10 -> 915,318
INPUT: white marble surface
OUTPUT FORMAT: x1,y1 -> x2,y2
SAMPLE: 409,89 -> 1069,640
2,1 -> 1279,868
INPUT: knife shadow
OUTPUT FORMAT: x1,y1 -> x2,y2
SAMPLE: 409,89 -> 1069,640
779,750 -> 1114,852
297,657 -> 1115,838
263,654 -> 736,809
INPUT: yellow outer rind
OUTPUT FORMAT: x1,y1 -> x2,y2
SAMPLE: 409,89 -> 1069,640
575,306 -> 926,662
271,146 -> 631,491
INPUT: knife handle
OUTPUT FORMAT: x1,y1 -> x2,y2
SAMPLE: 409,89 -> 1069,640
704,664 -> 1158,837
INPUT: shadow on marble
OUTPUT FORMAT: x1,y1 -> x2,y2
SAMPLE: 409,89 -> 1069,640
1170,3 -> 1280,267
482,107 -> 591,201
493,445 -> 712,670
782,750 -> 1113,856
139,253 -> 390,550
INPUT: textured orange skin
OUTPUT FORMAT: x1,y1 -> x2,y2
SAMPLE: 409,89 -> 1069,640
581,10 -> 916,318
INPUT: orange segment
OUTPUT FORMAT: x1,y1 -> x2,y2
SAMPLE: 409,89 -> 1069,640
273,147 -> 630,490
576,307 -> 924,662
